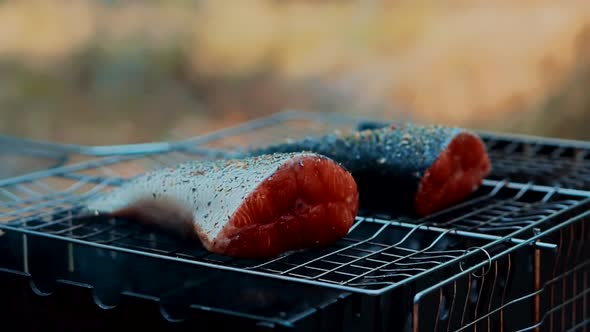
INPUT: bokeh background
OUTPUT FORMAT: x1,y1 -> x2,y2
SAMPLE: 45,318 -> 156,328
1,0 -> 590,145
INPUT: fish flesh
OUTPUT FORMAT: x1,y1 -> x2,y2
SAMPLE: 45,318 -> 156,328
86,152 -> 359,259
246,123 -> 491,216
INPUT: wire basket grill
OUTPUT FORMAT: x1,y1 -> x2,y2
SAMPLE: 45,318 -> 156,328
0,112 -> 588,294
4,164 -> 586,294
1,110 -> 589,330
0,135 -> 72,179
483,138 -> 590,190
412,210 -> 589,332
173,110 -> 590,191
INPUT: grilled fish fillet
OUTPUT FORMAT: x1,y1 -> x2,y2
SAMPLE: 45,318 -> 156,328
247,124 -> 491,216
86,152 -> 359,259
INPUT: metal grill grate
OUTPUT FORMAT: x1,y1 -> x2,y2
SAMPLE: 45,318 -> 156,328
0,135 -> 72,179
482,137 -> 590,190
0,179 -> 585,294
412,209 -> 589,332
0,114 -> 588,295
1,110 -> 589,330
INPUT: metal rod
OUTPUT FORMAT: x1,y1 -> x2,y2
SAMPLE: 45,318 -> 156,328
414,211 -> 590,302
449,261 -> 590,332
368,217 -> 557,250
534,248 -> 541,332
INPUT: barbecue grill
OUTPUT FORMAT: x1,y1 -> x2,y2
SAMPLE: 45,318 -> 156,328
0,111 -> 588,331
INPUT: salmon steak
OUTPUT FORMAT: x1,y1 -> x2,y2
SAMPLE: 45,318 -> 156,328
86,152 -> 359,259
246,124 -> 491,216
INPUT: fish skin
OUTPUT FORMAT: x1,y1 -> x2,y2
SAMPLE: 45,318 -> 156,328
249,124 -> 462,178
86,152 -> 359,259
246,123 -> 491,216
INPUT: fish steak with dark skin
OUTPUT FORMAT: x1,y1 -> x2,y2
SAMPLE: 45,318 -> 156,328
246,123 -> 492,216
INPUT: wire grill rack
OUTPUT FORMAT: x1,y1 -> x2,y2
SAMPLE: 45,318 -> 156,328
0,135 -> 71,179
0,131 -> 588,294
1,110 -> 589,331
412,208 -> 589,332
483,137 -> 590,189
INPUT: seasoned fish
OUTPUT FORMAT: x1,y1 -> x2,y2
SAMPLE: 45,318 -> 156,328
86,152 -> 359,259
247,124 -> 491,216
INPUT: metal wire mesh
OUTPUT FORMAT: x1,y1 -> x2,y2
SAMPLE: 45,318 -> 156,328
0,135 -> 72,179
0,113 -> 588,295
0,110 -> 589,330
0,180 -> 584,295
0,172 -> 547,292
484,138 -> 590,190
412,209 -> 589,332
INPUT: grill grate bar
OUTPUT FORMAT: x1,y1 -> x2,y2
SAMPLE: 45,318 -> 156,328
285,223 -> 426,277
246,221 -> 390,271
442,200 -> 530,230
1,177 -> 583,293
0,177 -> 105,208
59,173 -> 127,186
399,180 -> 511,222
0,180 -> 113,220
0,188 -> 21,202
28,180 -> 57,194
513,261 -> 590,332
341,229 -> 455,285
0,155 -> 136,187
362,217 -> 557,250
22,208 -> 80,230
13,184 -> 43,198
565,320 -> 590,332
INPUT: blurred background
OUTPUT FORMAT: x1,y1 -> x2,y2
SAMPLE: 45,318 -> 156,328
1,0 -> 590,145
